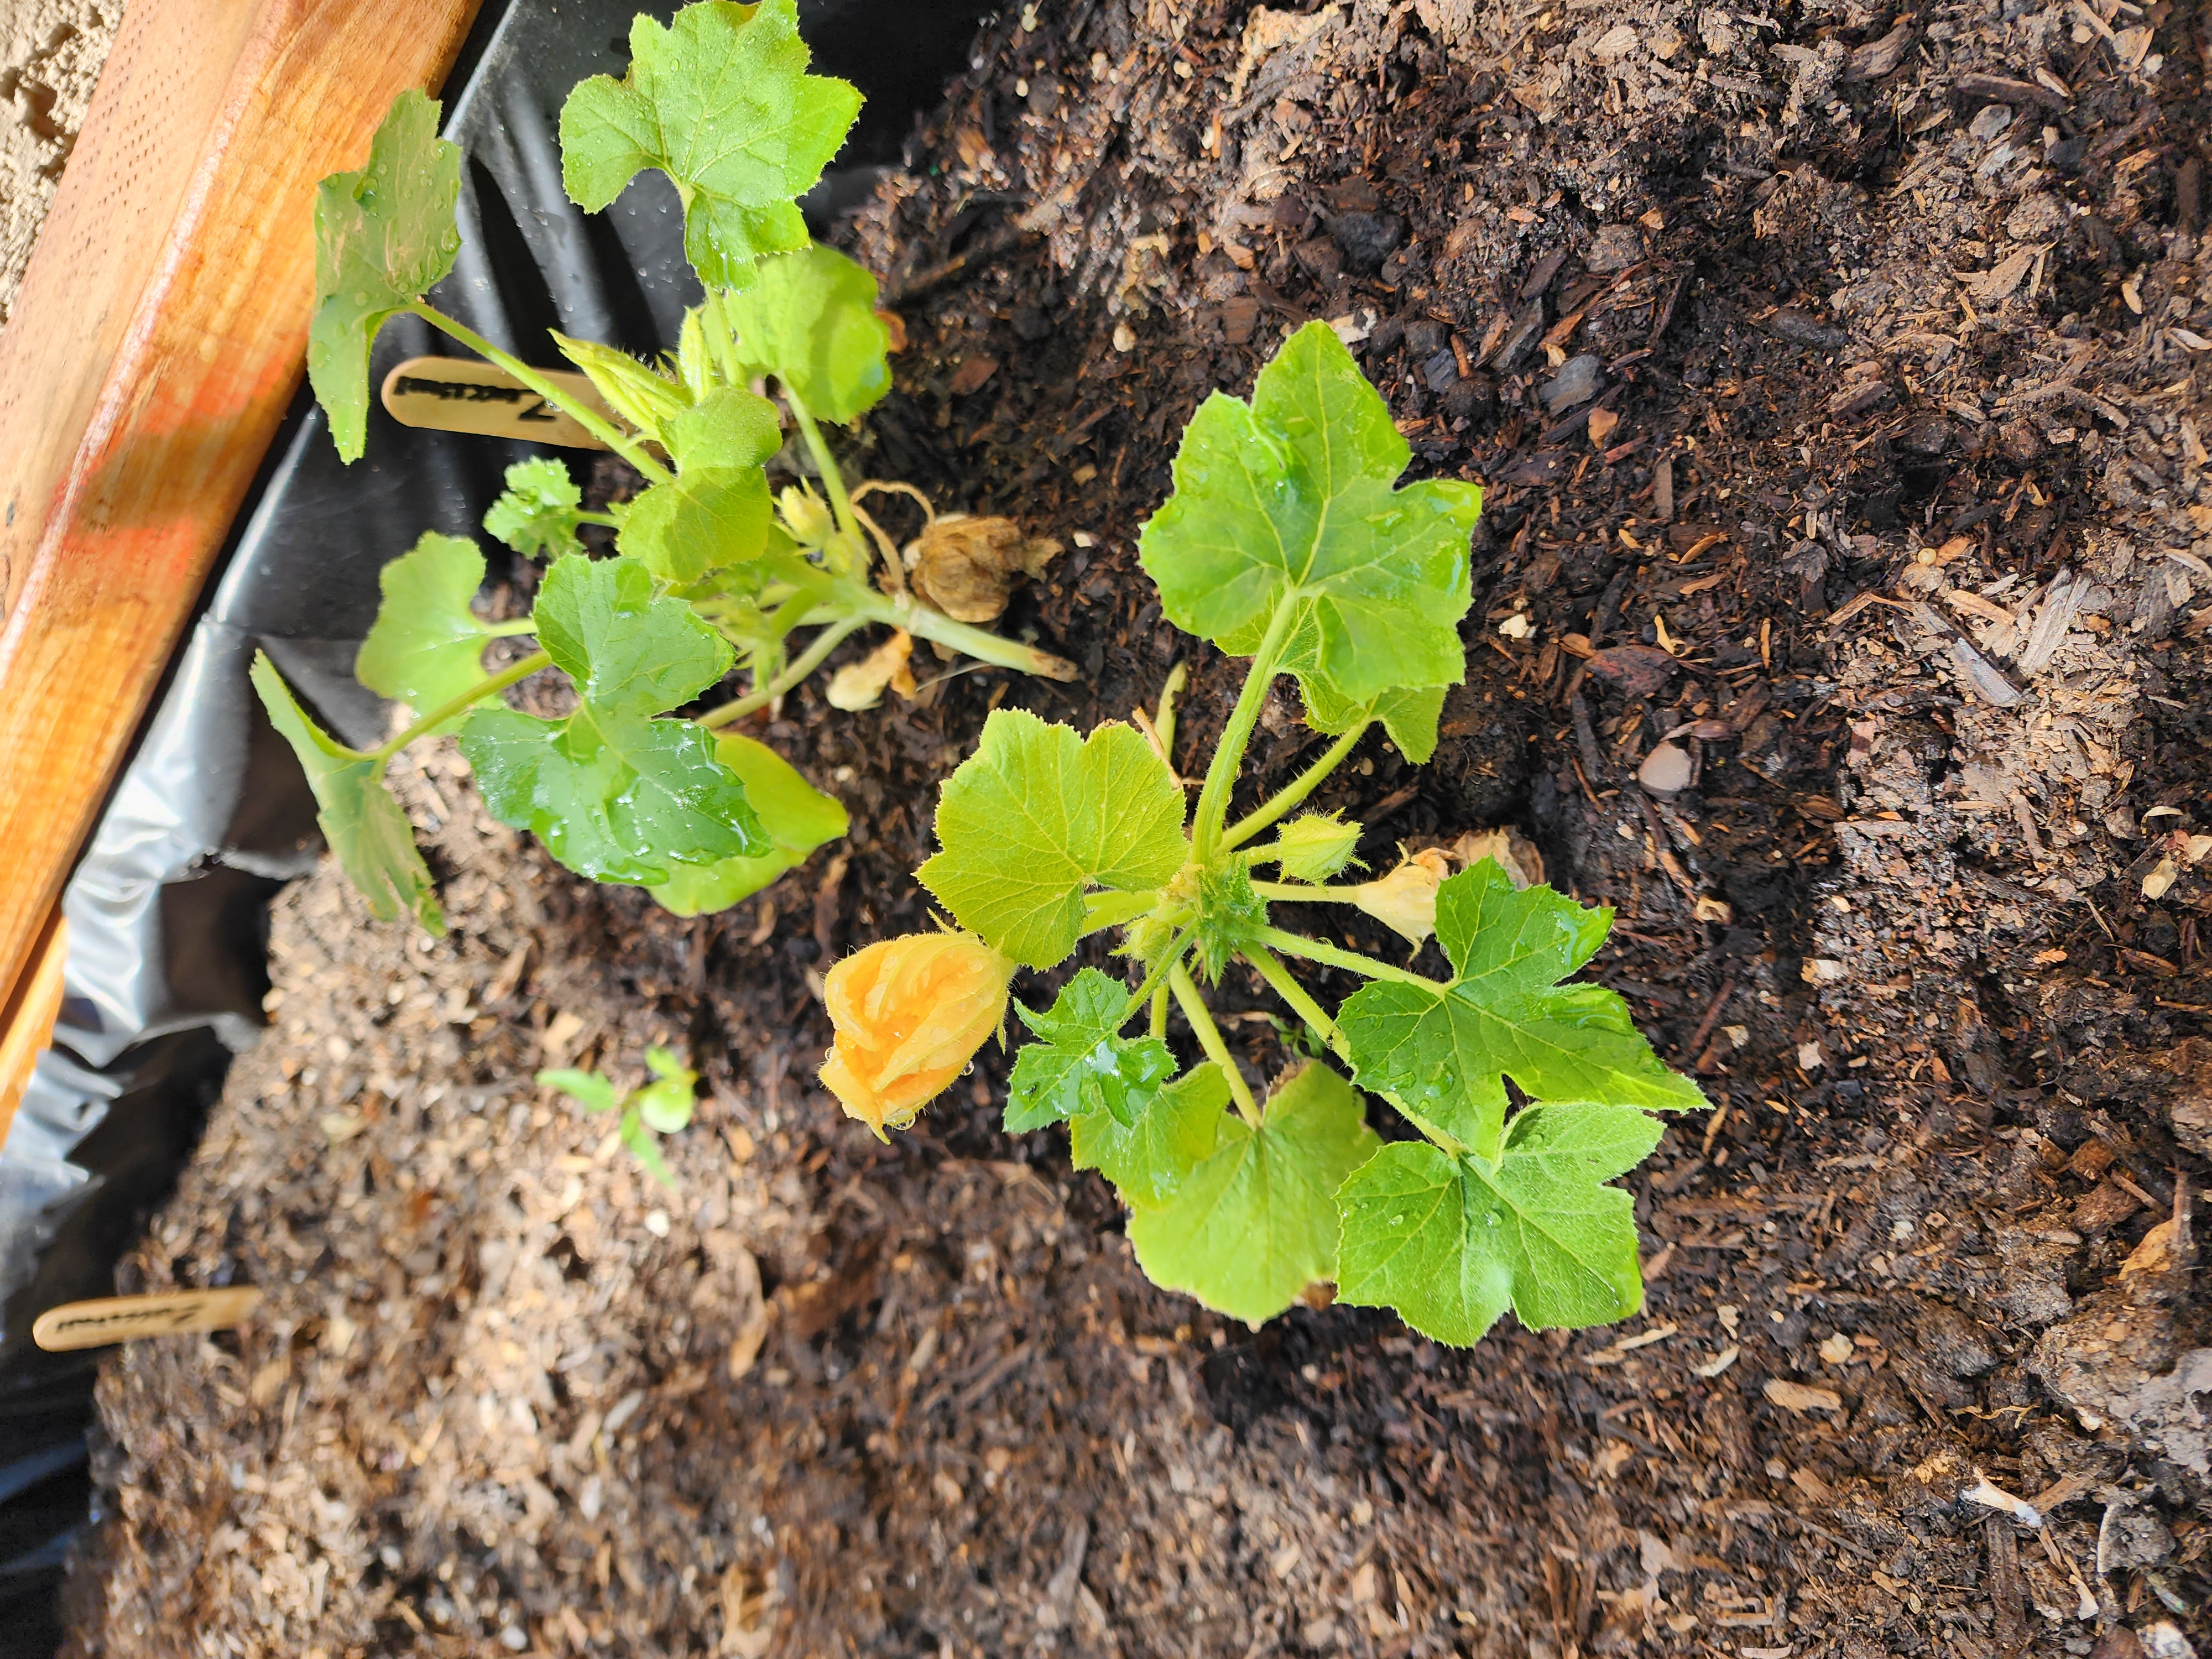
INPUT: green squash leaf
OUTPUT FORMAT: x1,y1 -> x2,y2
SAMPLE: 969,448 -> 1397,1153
1126,1062 -> 1381,1325
1137,320 -> 1481,707
307,89 -> 463,462
483,458 -> 586,559
1338,860 -> 1705,1159
355,532 -> 494,730
1005,968 -> 1176,1133
1299,679 -> 1448,764
664,385 -> 783,472
1334,1104 -> 1663,1345
530,552 -> 733,712
918,709 -> 1188,969
618,467 -> 774,588
537,1067 -> 621,1114
648,732 -> 847,915
457,556 -> 762,883
463,704 -> 760,884
725,243 -> 891,421
1071,1062 -> 1230,1209
251,653 -> 444,934
559,0 -> 862,291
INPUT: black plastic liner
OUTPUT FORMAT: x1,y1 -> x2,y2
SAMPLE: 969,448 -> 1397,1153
0,2 -> 979,1648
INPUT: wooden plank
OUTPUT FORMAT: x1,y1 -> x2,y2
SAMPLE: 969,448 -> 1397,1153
0,906 -> 66,1146
0,0 -> 484,1018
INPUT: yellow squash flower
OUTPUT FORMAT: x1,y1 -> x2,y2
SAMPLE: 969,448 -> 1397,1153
819,933 -> 1014,1136
1352,849 -> 1453,947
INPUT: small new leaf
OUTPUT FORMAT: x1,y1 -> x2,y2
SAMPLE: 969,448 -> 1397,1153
536,1067 -> 620,1114
1338,860 -> 1704,1158
724,243 -> 891,421
675,307 -> 714,399
1126,1062 -> 1381,1325
633,1048 -> 698,1134
458,557 -> 763,883
251,654 -> 444,934
649,733 -> 848,915
1334,1104 -> 1663,1345
919,709 -> 1188,969
1071,1062 -> 1229,1209
560,0 -> 862,291
308,89 -> 463,462
356,533 -> 494,729
483,458 -> 585,559
1138,321 -> 1481,706
1005,969 -> 1175,1133
621,1108 -> 678,1190
664,385 -> 782,473
1193,863 -> 1267,982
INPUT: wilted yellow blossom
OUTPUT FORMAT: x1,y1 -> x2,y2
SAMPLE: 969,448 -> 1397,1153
1352,849 -> 1453,947
906,514 -> 1061,623
825,629 -> 916,711
820,933 -> 1014,1136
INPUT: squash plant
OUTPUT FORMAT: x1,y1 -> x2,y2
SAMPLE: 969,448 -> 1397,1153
255,0 -> 1071,933
821,323 -> 1707,1345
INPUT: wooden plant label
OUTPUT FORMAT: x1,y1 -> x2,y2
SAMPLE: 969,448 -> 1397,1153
380,356 -> 614,450
33,1286 -> 262,1352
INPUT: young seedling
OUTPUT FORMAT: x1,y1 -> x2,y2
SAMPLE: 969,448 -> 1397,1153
256,1 -> 1073,935
820,322 -> 1707,1345
539,1046 -> 699,1189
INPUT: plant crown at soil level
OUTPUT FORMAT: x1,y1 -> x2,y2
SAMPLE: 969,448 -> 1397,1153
843,321 -> 1706,1345
262,0 -> 1063,940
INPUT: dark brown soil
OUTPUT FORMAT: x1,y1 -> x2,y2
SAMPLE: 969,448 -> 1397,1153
61,0 -> 2212,1655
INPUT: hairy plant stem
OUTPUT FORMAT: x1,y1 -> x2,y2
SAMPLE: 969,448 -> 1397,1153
1222,719 -> 1370,852
577,510 -> 622,529
783,387 -> 876,582
701,289 -> 743,384
1253,926 -> 1441,988
1154,661 -> 1188,766
1082,889 -> 1162,933
1193,597 -> 1298,865
1119,930 -> 1195,1028
1170,962 -> 1259,1123
847,587 -> 1079,680
371,650 -> 552,761
1149,984 -> 1170,1040
698,617 -> 868,729
1249,880 -> 1363,903
1241,941 -> 1351,1065
483,619 -> 538,639
407,303 -> 672,484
